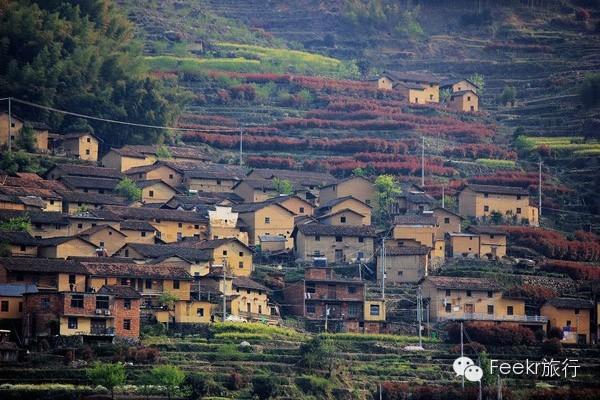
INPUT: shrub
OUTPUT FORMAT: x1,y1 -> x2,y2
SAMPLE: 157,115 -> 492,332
86,362 -> 126,400
150,365 -> 185,400
252,375 -> 276,400
295,375 -> 332,398
63,350 -> 74,365
579,73 -> 600,109
541,338 -> 562,355
115,178 -> 141,202
547,326 -> 564,340
184,373 -> 225,398
226,372 -> 246,390
80,346 -> 95,361
451,341 -> 487,355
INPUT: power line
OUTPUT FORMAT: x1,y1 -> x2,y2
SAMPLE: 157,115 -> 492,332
0,97 -> 242,133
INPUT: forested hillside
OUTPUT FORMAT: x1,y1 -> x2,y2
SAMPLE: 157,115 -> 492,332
0,0 -> 184,146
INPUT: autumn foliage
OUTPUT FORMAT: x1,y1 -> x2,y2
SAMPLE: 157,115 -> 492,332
446,321 -> 536,346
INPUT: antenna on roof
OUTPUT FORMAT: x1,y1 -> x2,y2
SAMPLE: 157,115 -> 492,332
239,126 -> 243,167
421,136 -> 425,187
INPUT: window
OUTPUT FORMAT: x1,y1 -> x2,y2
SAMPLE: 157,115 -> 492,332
49,200 -> 55,205
414,97 -> 418,103
466,290 -> 472,297
575,308 -> 580,315
169,174 -> 174,179
445,303 -> 452,313
487,291 -> 493,298
197,308 -> 204,317
96,296 -> 109,310
348,286 -> 357,294
335,236 -> 343,242
145,279 -> 152,289
430,94 -> 434,100
85,149 -> 90,155
397,271 -> 403,276
217,179 -> 222,185
18,302 -> 22,312
315,235 -> 320,241
258,305 -> 262,314
299,207 -> 305,213
444,217 -> 450,224
99,241 -> 105,248
467,96 -> 471,101
365,199 -> 371,205
484,205 -> 489,212
516,208 -> 522,214
222,250 -> 228,256
148,190 -> 154,198
306,283 -> 316,294
173,280 -> 180,289
357,251 -> 364,259
69,274 -> 76,284
517,195 -> 521,200
68,317 -> 78,329
0,301 -> 8,312
484,193 -> 489,198
194,224 -> 199,229
349,303 -> 360,317
41,298 -> 50,310
238,261 -> 244,269
123,319 -> 131,330
445,289 -> 451,296
19,245 -> 26,252
178,222 -> 182,228
120,278 -> 128,285
370,304 -> 380,316
124,249 -> 129,257
239,251 -> 244,257
70,294 -> 83,308
124,299 -> 131,310
140,231 -> 146,237
566,320 -> 571,327
487,305 -> 494,315
340,216 -> 347,223
507,306 -> 514,316
264,217 -> 270,224
306,303 -> 316,314
86,137 -> 91,143
358,237 -> 364,243
77,223 -> 83,229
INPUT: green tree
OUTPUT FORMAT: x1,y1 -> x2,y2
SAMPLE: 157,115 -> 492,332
252,375 -> 276,400
468,73 -> 485,95
159,292 -> 179,331
479,351 -> 494,388
272,178 -> 294,195
499,85 -> 517,106
299,336 -> 336,377
439,88 -> 452,104
16,123 -> 36,152
0,1 -> 185,146
150,365 -> 185,400
86,362 -> 126,400
115,178 -> 141,202
352,167 -> 366,177
373,174 -> 401,228
0,216 -> 31,232
579,73 -> 600,109
155,144 -> 172,159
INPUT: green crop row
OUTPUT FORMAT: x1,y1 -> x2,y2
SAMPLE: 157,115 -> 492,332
475,158 -> 517,169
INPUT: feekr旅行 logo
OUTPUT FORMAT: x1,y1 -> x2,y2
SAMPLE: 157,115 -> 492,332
453,356 -> 483,382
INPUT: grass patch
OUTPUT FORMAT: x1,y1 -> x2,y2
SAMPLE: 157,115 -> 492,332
145,43 -> 358,77
515,135 -> 600,157
320,333 -> 440,344
211,322 -> 306,339
476,158 -> 517,169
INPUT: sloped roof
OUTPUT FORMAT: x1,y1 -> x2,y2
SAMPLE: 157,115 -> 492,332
173,237 -> 251,251
123,162 -> 180,175
105,206 -> 207,223
136,179 -> 180,192
234,179 -> 302,191
0,210 -> 70,226
232,201 -> 295,215
0,230 -> 41,246
0,185 -> 61,200
49,164 -> 122,180
37,236 -> 97,248
394,214 -> 437,226
0,257 -> 87,274
467,225 -> 507,235
0,283 -> 38,297
317,196 -> 372,212
463,184 -> 529,196
119,220 -> 156,232
440,77 -> 480,89
385,245 -> 430,256
296,223 -> 377,237
123,243 -> 212,261
545,297 -> 594,309
98,285 -> 141,299
60,176 -> 120,191
451,89 -> 478,97
82,261 -> 192,280
55,190 -> 127,205
320,175 -> 373,189
248,168 -> 337,187
184,163 -> 247,180
315,208 -> 366,221
424,276 -> 502,291
233,276 -> 267,292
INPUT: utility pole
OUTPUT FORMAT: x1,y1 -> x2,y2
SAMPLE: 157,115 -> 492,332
461,321 -> 465,390
222,263 -> 227,322
417,286 -> 423,347
379,383 -> 382,400
538,161 -> 542,218
441,186 -> 445,209
324,305 -> 329,332
7,97 -> 12,153
381,237 -> 386,299
497,375 -> 502,400
421,136 -> 425,187
239,126 -> 244,166
426,303 -> 430,339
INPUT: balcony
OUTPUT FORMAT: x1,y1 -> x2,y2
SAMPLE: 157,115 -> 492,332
90,327 -> 115,336
438,313 -> 548,323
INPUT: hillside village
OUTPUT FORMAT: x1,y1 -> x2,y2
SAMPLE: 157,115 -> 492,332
1,0 -> 600,399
